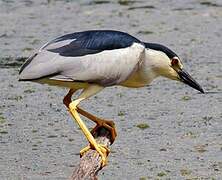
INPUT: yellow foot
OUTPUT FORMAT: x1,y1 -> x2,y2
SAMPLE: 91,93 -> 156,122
80,144 -> 110,167
91,119 -> 117,144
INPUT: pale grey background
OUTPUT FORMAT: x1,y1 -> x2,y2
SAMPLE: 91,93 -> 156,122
0,0 -> 221,179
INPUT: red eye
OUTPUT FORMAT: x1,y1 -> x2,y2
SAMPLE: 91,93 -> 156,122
171,58 -> 179,66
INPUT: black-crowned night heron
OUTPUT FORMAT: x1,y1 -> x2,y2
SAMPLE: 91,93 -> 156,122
19,30 -> 204,167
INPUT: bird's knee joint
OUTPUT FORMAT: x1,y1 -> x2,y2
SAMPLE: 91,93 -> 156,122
69,98 -> 85,110
69,101 -> 78,110
63,98 -> 70,107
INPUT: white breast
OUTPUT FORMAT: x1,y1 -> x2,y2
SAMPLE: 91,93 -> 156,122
120,49 -> 159,88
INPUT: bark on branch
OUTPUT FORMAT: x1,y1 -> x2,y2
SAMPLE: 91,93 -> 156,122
70,127 -> 112,180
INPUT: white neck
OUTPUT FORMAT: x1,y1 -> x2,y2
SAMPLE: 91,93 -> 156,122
120,49 -> 160,88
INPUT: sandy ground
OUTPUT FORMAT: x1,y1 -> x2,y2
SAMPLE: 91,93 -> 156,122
0,0 -> 222,179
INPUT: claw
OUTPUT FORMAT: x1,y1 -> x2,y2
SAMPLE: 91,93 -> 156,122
80,145 -> 91,157
80,143 -> 110,167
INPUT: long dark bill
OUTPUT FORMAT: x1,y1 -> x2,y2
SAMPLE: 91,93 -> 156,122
178,69 -> 204,94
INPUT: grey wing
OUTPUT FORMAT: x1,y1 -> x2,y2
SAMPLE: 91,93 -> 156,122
19,33 -> 145,86
61,43 -> 145,86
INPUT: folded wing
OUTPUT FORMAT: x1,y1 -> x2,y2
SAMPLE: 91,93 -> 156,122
19,30 -> 145,86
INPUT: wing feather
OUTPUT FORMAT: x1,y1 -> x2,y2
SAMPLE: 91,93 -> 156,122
43,30 -> 142,57
19,30 -> 145,86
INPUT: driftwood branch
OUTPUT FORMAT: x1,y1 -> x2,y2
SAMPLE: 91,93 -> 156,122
70,127 -> 112,180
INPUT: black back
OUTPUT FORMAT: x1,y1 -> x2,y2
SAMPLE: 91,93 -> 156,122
46,30 -> 142,57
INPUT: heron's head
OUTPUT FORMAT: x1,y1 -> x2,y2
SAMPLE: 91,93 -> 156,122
145,43 -> 204,93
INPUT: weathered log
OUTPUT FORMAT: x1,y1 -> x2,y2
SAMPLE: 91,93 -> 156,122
70,127 -> 112,180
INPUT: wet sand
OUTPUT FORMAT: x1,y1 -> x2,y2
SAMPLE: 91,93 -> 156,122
0,0 -> 222,179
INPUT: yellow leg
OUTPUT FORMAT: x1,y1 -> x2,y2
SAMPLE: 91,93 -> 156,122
63,89 -> 117,144
77,107 -> 117,144
69,102 -> 108,166
64,85 -> 109,167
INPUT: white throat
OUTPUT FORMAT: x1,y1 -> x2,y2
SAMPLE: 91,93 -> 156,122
120,49 -> 160,88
